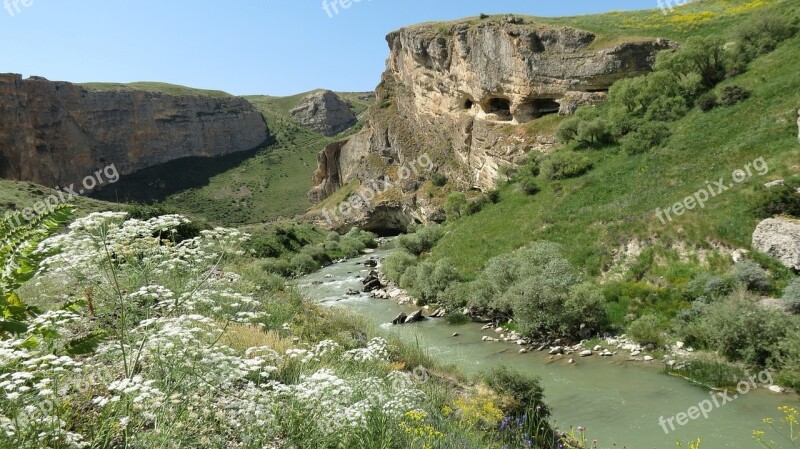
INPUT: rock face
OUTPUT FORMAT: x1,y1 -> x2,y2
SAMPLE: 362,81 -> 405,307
307,18 -> 674,230
753,217 -> 800,270
291,90 -> 356,136
0,74 -> 270,187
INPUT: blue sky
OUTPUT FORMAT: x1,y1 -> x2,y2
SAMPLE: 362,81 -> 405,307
1,1 -> 658,96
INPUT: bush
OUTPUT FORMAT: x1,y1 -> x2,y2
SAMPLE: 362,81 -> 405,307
540,152 -> 593,180
290,253 -> 318,275
487,189 -> 501,203
518,174 -> 540,195
396,224 -> 443,255
685,273 -> 733,302
782,278 -> 800,314
405,258 -> 461,305
479,13 -> 489,20
754,178 -> 800,218
619,122 -> 671,155
556,116 -> 581,143
431,173 -> 448,187
666,359 -> 745,389
627,315 -> 666,347
444,192 -> 468,220
482,367 -> 550,418
261,257 -> 293,276
381,250 -> 418,284
696,91 -> 718,111
657,36 -> 728,88
734,12 -> 798,61
576,118 -> 612,146
718,85 -> 751,106
728,259 -> 769,292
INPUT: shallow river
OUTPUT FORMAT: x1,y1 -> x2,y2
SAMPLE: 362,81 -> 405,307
296,246 -> 795,449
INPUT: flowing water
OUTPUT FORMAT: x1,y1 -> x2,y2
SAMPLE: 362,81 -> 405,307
296,245 -> 796,449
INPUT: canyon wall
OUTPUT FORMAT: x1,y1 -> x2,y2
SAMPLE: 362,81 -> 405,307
308,17 -> 675,231
0,74 -> 270,187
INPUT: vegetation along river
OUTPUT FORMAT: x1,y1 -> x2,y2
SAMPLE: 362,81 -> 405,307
297,244 -> 795,449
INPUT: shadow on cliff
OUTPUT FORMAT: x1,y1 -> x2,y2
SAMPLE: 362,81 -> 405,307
89,144 -> 269,204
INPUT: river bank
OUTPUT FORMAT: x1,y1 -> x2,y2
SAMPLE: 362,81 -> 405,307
296,244 -> 797,449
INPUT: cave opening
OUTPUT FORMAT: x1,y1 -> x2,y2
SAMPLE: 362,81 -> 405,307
484,97 -> 512,120
463,98 -> 474,109
531,98 -> 560,117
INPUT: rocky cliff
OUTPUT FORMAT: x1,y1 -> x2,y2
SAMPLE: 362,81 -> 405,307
0,74 -> 270,187
291,90 -> 357,136
308,17 -> 674,231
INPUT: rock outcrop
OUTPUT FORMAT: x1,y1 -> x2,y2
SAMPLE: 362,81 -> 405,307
291,90 -> 356,136
753,217 -> 800,271
0,74 -> 270,187
307,17 -> 674,231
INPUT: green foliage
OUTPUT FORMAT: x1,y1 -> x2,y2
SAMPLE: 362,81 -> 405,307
695,91 -> 718,111
444,192 -> 468,220
0,205 -> 73,337
431,173 -> 448,187
718,85 -> 751,106
753,178 -> 800,218
619,122 -> 671,155
666,359 -> 745,389
381,250 -> 418,284
518,174 -> 540,195
481,366 -> 550,419
402,258 -> 461,305
782,278 -> 800,314
627,315 -> 666,347
556,116 -> 580,143
685,273 -> 733,303
733,11 -> 798,65
657,36 -> 728,88
540,152 -> 593,180
727,259 -> 769,292
396,224 -> 443,256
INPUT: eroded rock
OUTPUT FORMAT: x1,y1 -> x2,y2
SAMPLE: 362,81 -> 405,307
753,217 -> 800,270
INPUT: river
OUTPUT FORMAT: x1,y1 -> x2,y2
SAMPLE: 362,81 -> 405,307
296,245 -> 795,449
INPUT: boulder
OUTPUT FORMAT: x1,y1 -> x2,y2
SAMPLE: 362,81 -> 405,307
346,288 -> 360,296
391,312 -> 407,325
549,346 -> 563,355
579,350 -> 593,357
404,310 -> 426,324
753,217 -> 800,270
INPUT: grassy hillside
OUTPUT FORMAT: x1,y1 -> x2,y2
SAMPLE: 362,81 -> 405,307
81,81 -> 232,97
0,179 -> 122,218
90,88 -> 374,225
432,0 -> 800,277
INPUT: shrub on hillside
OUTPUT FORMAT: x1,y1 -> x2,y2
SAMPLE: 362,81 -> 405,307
396,224 -> 443,255
782,278 -> 800,314
685,273 -> 733,302
403,258 -> 461,305
518,174 -> 540,195
431,173 -> 448,187
619,122 -> 671,155
290,253 -> 318,275
754,178 -> 800,219
727,259 -> 769,292
734,12 -> 798,62
656,36 -> 729,88
718,85 -> 751,106
696,91 -> 718,111
556,116 -> 581,143
627,314 -> 666,347
487,189 -> 501,203
482,367 -> 550,418
444,192 -> 468,220
381,250 -> 418,284
540,152 -> 593,180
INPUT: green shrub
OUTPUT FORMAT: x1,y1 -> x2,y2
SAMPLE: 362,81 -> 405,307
685,273 -> 733,302
482,366 -> 550,418
431,173 -> 448,187
782,278 -> 800,314
381,250 -> 418,284
405,258 -> 461,305
696,91 -> 718,111
518,174 -> 540,195
754,178 -> 800,218
486,189 -> 501,203
718,85 -> 751,106
734,12 -> 798,61
657,36 -> 728,88
727,259 -> 769,292
540,152 -> 593,180
627,314 -> 666,347
576,118 -> 612,146
666,359 -> 745,388
444,192 -> 468,220
556,116 -> 581,143
261,257 -> 293,276
290,253 -> 318,275
620,122 -> 671,155
395,224 -> 443,255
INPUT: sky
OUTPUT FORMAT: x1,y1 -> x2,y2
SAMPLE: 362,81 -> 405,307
0,0 -> 659,96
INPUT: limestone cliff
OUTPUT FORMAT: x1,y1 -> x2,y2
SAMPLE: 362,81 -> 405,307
291,90 -> 357,136
0,74 -> 270,187
308,17 -> 675,231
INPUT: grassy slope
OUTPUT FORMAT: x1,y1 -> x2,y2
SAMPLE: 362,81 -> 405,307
81,81 -> 232,98
86,85 -> 374,225
431,0 -> 800,277
0,179 -> 122,217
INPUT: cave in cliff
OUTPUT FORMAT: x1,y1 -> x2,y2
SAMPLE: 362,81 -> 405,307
514,98 -> 561,122
482,97 -> 512,121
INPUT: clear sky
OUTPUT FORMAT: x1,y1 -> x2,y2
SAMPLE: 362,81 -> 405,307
1,0 -> 658,96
